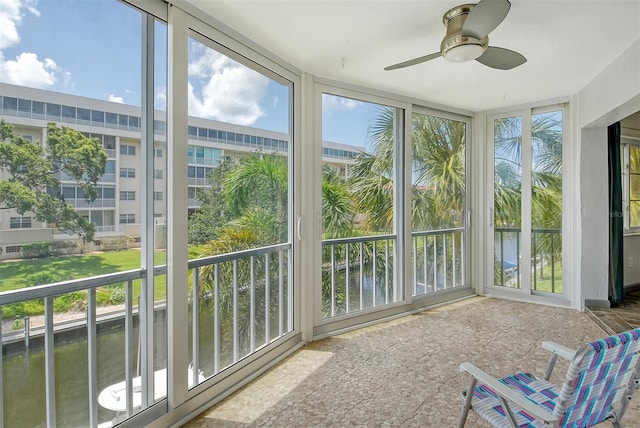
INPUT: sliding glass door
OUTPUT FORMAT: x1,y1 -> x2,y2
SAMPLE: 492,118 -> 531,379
488,106 -> 565,297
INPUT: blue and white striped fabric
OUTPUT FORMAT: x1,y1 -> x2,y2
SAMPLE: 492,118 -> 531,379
468,328 -> 640,427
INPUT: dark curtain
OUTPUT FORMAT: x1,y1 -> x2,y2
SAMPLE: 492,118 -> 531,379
608,121 -> 623,304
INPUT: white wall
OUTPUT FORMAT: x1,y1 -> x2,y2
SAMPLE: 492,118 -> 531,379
578,40 -> 640,130
576,39 -> 640,308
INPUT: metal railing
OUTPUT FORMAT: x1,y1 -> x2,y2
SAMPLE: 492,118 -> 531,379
0,242 -> 292,427
494,227 -> 562,293
321,234 -> 396,319
0,268 -> 147,427
188,243 -> 291,383
411,227 -> 465,296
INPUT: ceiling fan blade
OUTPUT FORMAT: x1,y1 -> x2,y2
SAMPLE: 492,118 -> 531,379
384,52 -> 441,71
462,0 -> 511,39
475,46 -> 526,70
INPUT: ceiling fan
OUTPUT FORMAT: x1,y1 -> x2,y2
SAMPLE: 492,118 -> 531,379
385,0 -> 526,71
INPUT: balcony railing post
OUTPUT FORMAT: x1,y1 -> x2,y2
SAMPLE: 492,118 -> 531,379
265,253 -> 270,345
233,259 -> 239,362
443,234 -> 448,290
45,296 -> 56,428
345,243 -> 350,313
385,239 -> 390,304
359,242 -> 364,310
0,304 -> 3,423
279,250 -> 284,337
192,267 -> 200,388
214,264 -> 220,374
330,245 -> 336,317
412,237 -> 418,296
423,236 -> 428,292
125,280 -> 134,416
551,232 -> 556,293
87,288 -> 98,428
452,233 -> 457,288
372,240 -> 377,307
516,231 -> 520,289
461,231 -> 466,286
532,231 -> 537,290
500,230 -> 505,286
433,235 -> 438,291
250,256 -> 256,353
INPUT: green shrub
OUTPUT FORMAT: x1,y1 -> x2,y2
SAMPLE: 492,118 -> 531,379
21,241 -> 53,258
96,285 -> 126,305
2,300 -> 45,318
53,291 -> 87,312
101,237 -> 131,251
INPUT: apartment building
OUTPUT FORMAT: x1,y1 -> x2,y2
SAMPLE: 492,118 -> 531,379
0,83 -> 360,259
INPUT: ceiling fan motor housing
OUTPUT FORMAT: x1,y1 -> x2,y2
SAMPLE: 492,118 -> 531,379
441,4 -> 488,62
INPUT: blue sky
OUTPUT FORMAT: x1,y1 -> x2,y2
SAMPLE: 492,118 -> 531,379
0,0 -> 383,149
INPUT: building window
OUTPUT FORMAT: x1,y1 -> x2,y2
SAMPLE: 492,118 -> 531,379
119,167 -> 135,178
120,144 -> 136,155
3,96 -> 18,112
91,110 -> 104,124
103,135 -> 116,150
5,245 -> 22,253
120,191 -> 135,201
153,191 -> 163,201
623,140 -> 640,230
119,214 -> 136,224
10,217 -> 32,229
154,148 -> 163,157
154,169 -> 163,179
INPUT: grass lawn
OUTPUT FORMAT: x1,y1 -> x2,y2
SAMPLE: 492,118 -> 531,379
532,260 -> 562,294
0,249 -> 170,318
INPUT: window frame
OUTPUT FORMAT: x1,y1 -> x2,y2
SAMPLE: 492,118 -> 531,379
622,137 -> 640,233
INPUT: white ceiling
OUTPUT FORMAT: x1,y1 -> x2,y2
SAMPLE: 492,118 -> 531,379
187,0 -> 640,113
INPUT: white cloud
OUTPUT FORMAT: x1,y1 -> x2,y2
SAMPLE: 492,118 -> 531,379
0,0 -> 39,49
155,86 -> 166,110
187,46 -> 269,125
108,94 -> 124,103
272,96 -> 279,108
0,0 -> 23,49
0,0 -> 68,88
0,51 -> 63,88
322,93 -> 363,115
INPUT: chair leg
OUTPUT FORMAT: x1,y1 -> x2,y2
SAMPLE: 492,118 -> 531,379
544,354 -> 558,380
458,378 -> 477,428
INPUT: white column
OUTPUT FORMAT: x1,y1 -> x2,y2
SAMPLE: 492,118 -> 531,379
166,4 -> 189,408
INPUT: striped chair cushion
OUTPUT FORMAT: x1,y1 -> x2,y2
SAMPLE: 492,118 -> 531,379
554,328 -> 640,426
470,372 -> 559,428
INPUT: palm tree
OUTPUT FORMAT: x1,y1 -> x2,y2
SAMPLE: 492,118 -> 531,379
322,166 -> 356,239
224,153 -> 288,244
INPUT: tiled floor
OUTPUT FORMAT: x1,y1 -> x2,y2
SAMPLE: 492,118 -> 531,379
588,288 -> 640,334
184,297 -> 640,427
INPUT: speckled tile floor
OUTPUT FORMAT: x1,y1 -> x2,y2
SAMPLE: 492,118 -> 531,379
183,297 -> 640,427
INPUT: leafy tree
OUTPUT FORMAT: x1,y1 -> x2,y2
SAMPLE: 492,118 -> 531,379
187,159 -> 234,244
0,120 -> 107,241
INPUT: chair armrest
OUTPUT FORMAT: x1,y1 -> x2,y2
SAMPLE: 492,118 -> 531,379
542,341 -> 576,361
459,362 -> 559,426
